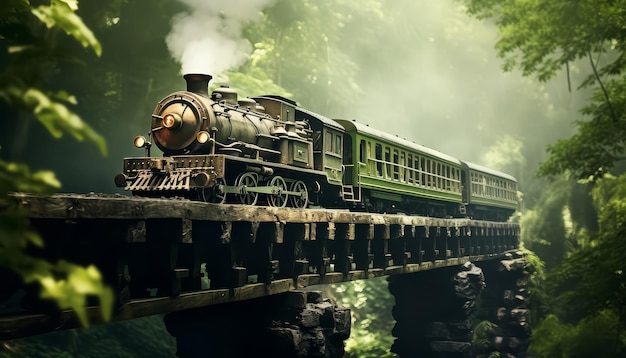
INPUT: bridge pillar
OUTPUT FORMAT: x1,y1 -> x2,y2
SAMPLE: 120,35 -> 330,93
473,251 -> 531,357
163,290 -> 351,357
387,252 -> 531,357
388,262 -> 486,357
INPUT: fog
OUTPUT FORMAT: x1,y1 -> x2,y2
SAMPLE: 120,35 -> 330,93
4,0 -> 591,200
164,0 -> 586,185
327,1 -> 586,176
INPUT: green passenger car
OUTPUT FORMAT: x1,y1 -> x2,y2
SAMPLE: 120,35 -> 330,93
461,161 -> 519,221
335,119 -> 464,216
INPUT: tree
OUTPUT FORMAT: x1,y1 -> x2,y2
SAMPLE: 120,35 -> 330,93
243,0 -> 388,115
459,0 -> 626,355
331,278 -> 396,358
0,0 -> 112,326
460,0 -> 626,180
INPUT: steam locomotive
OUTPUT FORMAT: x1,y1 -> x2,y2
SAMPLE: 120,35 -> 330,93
114,74 -> 519,221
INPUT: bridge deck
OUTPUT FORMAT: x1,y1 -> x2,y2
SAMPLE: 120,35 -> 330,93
0,193 -> 520,340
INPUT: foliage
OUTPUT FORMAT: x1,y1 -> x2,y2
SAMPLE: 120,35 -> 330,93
518,176 -> 570,268
246,0 -> 388,114
0,160 -> 113,327
331,278 -> 396,358
0,0 -> 111,327
538,78 -> 626,180
461,0 -> 626,83
460,0 -> 626,180
32,0 -> 101,56
523,173 -> 626,355
0,0 -> 107,154
460,1 -> 626,355
472,320 -> 498,357
517,247 -> 549,325
0,84 -> 107,154
530,311 -> 626,358
481,135 -> 525,176
0,315 -> 175,357
218,66 -> 292,100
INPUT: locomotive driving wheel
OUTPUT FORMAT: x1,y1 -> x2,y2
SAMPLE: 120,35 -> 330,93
235,172 -> 258,205
290,180 -> 308,209
199,179 -> 227,204
267,176 -> 288,208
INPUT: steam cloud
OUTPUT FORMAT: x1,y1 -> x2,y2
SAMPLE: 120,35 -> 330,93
166,0 -> 275,75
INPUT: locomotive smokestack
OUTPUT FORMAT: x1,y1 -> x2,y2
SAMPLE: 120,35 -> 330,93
183,73 -> 212,97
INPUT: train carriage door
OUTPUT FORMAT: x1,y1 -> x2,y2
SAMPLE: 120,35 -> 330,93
342,134 -> 353,185
312,130 -> 323,171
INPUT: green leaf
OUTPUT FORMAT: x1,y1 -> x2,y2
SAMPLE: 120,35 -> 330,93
0,224 -> 114,327
31,0 -> 102,56
0,159 -> 61,196
22,88 -> 108,156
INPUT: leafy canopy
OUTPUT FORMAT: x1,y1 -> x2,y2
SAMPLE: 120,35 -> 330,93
460,1 -> 626,355
461,0 -> 626,180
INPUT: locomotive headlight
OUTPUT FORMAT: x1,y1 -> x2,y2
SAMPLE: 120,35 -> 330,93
134,135 -> 150,148
197,131 -> 210,144
163,113 -> 182,130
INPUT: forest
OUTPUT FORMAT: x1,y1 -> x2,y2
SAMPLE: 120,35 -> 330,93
1,0 -> 626,356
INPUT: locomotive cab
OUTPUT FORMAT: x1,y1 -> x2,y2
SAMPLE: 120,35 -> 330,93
290,107 -> 345,188
252,95 -> 314,169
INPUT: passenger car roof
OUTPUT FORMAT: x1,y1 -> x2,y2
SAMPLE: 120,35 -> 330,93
335,119 -> 461,165
461,161 -> 518,182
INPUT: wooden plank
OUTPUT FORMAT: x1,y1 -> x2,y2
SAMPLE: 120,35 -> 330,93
7,193 -> 513,229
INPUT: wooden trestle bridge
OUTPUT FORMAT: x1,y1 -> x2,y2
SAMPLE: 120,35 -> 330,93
0,193 -> 525,356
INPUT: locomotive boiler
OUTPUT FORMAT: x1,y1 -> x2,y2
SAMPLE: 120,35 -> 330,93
115,73 -> 520,220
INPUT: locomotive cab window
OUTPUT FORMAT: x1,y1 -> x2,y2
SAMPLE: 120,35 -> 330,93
325,132 -> 333,152
313,131 -> 322,151
335,135 -> 342,155
324,131 -> 342,157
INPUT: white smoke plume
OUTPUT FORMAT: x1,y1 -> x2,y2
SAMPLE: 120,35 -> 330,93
166,0 -> 275,75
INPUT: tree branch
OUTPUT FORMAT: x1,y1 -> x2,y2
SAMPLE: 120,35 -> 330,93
588,51 -> 619,122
